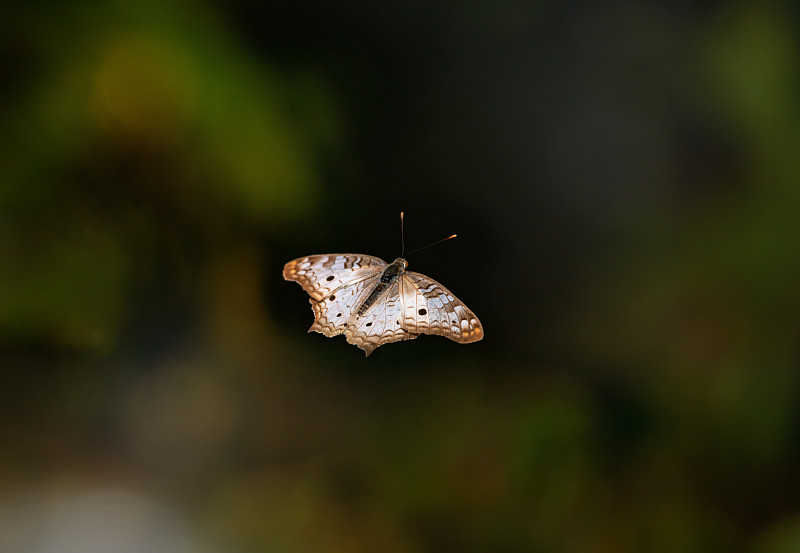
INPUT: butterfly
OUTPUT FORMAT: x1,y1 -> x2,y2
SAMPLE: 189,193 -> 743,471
283,253 -> 483,356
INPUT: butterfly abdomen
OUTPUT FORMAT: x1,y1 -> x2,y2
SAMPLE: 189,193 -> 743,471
356,282 -> 388,316
356,257 -> 407,316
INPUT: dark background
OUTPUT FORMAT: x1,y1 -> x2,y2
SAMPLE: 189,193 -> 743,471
2,1 -> 800,551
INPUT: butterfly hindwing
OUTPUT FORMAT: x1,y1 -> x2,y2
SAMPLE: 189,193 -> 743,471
343,281 -> 420,356
311,276 -> 380,337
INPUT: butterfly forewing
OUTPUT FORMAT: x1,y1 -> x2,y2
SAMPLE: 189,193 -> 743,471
283,254 -> 387,302
283,254 -> 385,337
400,272 -> 483,343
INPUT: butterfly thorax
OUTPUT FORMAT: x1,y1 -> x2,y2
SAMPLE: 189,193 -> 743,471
381,258 -> 408,281
357,257 -> 408,316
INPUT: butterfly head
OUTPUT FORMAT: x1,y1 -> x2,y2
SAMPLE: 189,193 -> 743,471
391,258 -> 408,272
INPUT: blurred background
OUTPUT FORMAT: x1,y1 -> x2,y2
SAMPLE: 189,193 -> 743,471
2,1 -> 800,551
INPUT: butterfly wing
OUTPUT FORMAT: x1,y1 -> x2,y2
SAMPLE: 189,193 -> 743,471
343,280 -> 420,356
283,254 -> 387,301
283,254 -> 386,337
398,271 -> 483,344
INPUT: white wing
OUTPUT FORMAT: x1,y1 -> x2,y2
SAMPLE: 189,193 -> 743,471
398,272 -> 483,344
283,254 -> 386,337
343,280 -> 420,356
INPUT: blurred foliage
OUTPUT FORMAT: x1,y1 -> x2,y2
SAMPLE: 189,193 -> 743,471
2,2 -> 800,553
0,0 -> 337,350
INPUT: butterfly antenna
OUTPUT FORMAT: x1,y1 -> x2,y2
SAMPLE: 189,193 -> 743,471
405,234 -> 458,257
400,211 -> 405,257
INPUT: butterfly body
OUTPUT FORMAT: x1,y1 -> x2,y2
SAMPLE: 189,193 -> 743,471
283,254 -> 482,356
357,257 -> 407,315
